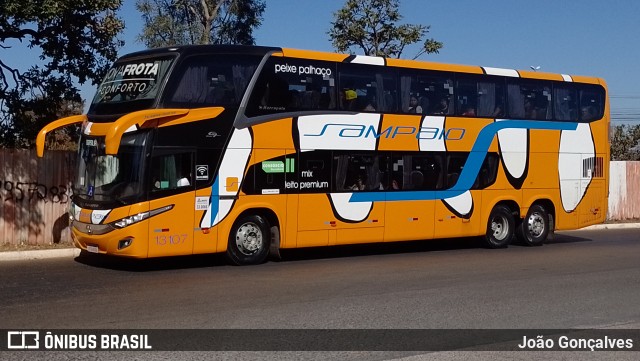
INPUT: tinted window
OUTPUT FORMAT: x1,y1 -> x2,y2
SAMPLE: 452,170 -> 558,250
165,54 -> 260,108
455,75 -> 505,118
554,85 -> 578,121
247,57 -> 336,116
400,70 -> 453,115
391,153 -> 444,190
579,85 -> 604,122
472,153 -> 499,189
333,152 -> 385,192
339,64 -> 397,112
507,80 -> 553,120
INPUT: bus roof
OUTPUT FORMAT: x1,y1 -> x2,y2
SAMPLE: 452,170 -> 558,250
119,44 -> 281,60
118,44 -> 603,85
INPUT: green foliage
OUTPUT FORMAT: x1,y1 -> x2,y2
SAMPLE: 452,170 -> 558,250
329,0 -> 443,59
136,0 -> 266,47
0,0 -> 124,148
610,124 -> 640,161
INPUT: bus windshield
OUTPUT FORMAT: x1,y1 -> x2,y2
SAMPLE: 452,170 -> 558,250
89,56 -> 175,115
74,131 -> 151,207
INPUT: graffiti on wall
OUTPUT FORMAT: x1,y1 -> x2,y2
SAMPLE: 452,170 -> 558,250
0,181 -> 74,204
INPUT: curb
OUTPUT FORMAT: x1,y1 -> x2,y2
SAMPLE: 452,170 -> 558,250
580,223 -> 640,230
0,223 -> 638,262
0,248 -> 80,262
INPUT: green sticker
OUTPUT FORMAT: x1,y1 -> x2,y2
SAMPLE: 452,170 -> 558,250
262,159 -> 294,173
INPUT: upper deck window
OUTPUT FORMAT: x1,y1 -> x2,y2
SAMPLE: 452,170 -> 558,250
164,54 -> 261,108
399,70 -> 454,116
246,57 -> 337,116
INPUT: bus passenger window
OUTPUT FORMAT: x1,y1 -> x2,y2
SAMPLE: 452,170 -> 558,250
246,58 -> 337,117
399,70 -> 453,116
554,86 -> 578,121
579,86 -> 604,122
507,80 -> 552,120
339,63 -> 396,112
333,153 -> 382,192
446,154 -> 467,188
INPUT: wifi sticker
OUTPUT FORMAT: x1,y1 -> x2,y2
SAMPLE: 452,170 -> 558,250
196,165 -> 209,180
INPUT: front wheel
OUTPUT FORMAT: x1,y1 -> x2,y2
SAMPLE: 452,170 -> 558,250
226,215 -> 270,265
484,205 -> 515,248
517,204 -> 549,246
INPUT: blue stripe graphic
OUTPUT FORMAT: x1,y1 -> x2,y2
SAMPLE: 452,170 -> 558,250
349,120 -> 579,203
209,176 -> 220,225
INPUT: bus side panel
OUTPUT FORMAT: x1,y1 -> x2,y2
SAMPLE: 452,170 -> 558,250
297,194 -> 336,247
434,190 -> 483,239
578,179 -> 607,227
384,200 -> 434,242
147,192 -> 195,257
282,194 -> 298,249
193,187 -> 217,254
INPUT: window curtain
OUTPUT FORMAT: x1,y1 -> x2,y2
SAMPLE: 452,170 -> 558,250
507,83 -> 525,118
232,65 -> 257,103
375,73 -> 386,111
400,76 -> 412,112
171,65 -> 208,103
477,82 -> 496,117
335,155 -> 349,190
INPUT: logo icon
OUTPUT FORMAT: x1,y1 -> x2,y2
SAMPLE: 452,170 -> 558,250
196,165 -> 209,180
7,331 -> 39,349
206,131 -> 220,138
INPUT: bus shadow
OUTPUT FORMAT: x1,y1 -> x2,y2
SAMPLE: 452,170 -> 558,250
546,232 -> 594,245
74,251 -> 228,272
279,237 -> 485,262
73,233 -> 594,270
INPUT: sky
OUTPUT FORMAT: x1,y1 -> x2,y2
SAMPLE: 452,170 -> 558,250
91,0 -> 640,124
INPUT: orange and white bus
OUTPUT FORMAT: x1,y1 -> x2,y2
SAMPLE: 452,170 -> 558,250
37,45 -> 609,265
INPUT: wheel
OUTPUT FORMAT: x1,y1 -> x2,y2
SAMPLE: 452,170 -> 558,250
226,215 -> 270,265
484,205 -> 515,248
517,204 -> 549,246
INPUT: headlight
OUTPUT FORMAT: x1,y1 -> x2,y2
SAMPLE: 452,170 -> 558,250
113,212 -> 149,228
111,205 -> 173,229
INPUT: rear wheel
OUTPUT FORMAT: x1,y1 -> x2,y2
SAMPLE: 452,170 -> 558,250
517,204 -> 549,246
226,215 -> 270,265
484,205 -> 515,248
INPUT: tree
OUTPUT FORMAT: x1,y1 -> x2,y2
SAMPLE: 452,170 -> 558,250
610,124 -> 640,161
0,0 -> 124,148
329,0 -> 443,59
136,0 -> 266,48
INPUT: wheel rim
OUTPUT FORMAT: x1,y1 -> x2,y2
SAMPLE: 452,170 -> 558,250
526,212 -> 545,238
235,222 -> 263,256
491,216 -> 509,240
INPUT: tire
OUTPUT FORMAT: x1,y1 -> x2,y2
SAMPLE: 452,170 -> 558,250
484,205 -> 515,248
517,204 -> 549,246
226,215 -> 270,265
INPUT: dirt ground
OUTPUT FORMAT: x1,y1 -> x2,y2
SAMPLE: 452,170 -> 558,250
0,241 -> 74,252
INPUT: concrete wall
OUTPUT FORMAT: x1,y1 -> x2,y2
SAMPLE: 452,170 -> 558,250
0,149 -> 75,245
608,161 -> 640,220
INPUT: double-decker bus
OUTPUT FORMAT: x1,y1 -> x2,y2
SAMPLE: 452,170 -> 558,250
37,45 -> 609,265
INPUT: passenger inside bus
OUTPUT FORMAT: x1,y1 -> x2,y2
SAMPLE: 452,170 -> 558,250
407,96 -> 423,114
350,175 -> 366,191
433,97 -> 450,115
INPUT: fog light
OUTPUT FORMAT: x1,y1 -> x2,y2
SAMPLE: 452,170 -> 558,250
118,238 -> 133,250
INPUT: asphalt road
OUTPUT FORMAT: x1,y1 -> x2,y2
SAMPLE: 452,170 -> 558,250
1,228 -> 639,360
